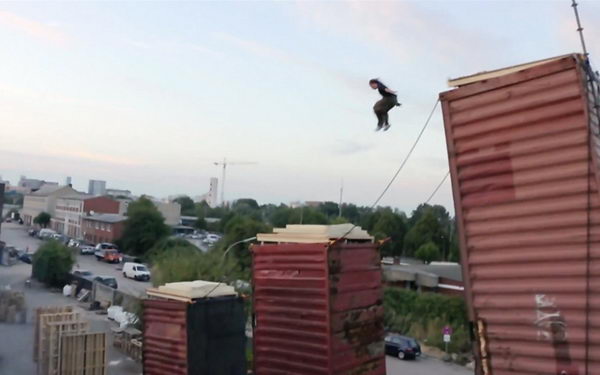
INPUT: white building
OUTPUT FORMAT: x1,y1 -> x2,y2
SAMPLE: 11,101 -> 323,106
195,177 -> 219,208
88,179 -> 107,196
21,185 -> 78,226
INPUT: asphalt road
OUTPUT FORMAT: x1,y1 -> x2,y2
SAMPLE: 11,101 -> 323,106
386,355 -> 473,375
1,222 -> 151,297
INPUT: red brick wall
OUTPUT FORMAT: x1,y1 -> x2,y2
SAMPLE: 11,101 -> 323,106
82,220 -> 125,244
83,196 -> 120,215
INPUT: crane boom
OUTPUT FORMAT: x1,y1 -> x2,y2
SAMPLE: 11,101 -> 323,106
213,158 -> 257,206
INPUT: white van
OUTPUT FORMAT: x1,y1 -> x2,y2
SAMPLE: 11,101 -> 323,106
122,262 -> 151,281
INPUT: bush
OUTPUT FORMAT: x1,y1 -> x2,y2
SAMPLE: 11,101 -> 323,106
384,288 -> 471,353
150,246 -> 242,287
415,242 -> 441,264
32,240 -> 74,287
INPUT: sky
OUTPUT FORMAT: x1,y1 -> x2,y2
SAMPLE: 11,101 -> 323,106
1,0 -> 599,213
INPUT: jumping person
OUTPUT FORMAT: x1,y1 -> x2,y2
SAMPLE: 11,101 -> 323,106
369,78 -> 401,131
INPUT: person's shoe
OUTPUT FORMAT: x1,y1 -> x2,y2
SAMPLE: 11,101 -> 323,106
383,124 -> 391,131
375,125 -> 383,131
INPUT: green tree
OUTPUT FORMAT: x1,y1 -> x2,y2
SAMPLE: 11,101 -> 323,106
404,209 -> 445,258
415,242 -> 441,264
219,214 -> 269,272
32,240 -> 74,287
371,209 -> 407,257
34,212 -> 51,228
120,197 -> 170,255
173,196 -> 196,216
318,201 -> 340,219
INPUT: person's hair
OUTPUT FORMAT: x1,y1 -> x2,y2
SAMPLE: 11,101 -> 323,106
369,78 -> 379,84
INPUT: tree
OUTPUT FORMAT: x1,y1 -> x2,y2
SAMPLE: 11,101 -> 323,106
32,240 -> 74,287
218,214 -> 269,272
415,242 -> 442,264
34,212 -> 51,228
173,196 -> 196,216
318,202 -> 340,219
404,209 -> 445,258
120,197 -> 170,255
371,209 -> 407,257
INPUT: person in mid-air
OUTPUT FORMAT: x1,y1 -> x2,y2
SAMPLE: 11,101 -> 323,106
369,78 -> 401,131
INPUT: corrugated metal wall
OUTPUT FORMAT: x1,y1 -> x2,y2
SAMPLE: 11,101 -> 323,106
441,54 -> 600,375
252,242 -> 385,375
143,299 -> 189,375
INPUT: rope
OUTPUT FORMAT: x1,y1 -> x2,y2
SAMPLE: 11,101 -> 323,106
336,98 -> 440,241
425,171 -> 450,204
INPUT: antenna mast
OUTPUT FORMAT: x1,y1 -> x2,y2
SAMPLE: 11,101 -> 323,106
571,0 -> 589,59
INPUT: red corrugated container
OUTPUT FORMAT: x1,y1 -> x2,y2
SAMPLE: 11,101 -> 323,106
252,241 -> 386,375
441,54 -> 600,375
143,296 -> 247,375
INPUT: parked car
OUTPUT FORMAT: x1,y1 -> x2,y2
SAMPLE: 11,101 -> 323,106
122,262 -> 151,281
95,249 -> 121,263
93,276 -> 118,289
73,269 -> 94,279
28,229 -> 37,237
5,218 -> 12,223
19,252 -> 32,264
38,228 -> 57,239
95,242 -> 118,251
385,334 -> 421,360
79,245 -> 96,255
206,234 -> 221,244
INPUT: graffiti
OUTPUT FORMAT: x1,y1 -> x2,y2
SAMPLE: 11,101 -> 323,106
534,294 -> 579,375
534,294 -> 568,342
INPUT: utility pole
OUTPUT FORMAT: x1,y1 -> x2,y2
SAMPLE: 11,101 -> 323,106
213,158 -> 257,206
338,179 -> 344,218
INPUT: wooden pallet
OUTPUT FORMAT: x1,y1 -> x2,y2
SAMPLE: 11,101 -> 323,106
37,312 -> 81,364
33,306 -> 74,362
60,332 -> 107,375
38,320 -> 88,375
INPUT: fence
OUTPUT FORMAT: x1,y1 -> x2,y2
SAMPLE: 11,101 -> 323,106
91,282 -> 140,312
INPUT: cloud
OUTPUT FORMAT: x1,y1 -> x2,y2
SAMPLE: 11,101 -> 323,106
125,38 -> 223,58
294,1 -> 500,67
331,139 -> 375,155
0,11 -> 70,46
213,31 -> 365,93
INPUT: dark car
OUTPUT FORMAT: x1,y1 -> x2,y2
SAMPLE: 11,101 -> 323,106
385,334 -> 421,360
18,251 -> 32,264
28,229 -> 37,237
94,276 -> 118,289
73,269 -> 94,279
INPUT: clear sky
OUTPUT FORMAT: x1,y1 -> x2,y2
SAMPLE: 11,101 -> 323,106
1,0 -> 598,213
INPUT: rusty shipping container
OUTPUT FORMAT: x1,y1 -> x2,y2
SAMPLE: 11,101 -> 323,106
143,296 -> 246,375
440,54 -> 600,375
252,225 -> 386,375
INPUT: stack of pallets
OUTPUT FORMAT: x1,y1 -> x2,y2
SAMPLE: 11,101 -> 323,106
34,306 -> 108,375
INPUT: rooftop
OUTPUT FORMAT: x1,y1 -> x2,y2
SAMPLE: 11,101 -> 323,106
257,224 -> 373,243
83,213 -> 126,223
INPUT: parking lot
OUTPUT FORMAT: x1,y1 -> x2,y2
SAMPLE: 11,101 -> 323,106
2,222 -> 151,297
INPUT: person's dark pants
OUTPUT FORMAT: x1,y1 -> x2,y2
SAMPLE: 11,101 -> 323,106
374,96 -> 398,127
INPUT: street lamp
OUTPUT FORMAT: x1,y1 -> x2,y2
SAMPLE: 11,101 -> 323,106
222,236 -> 257,260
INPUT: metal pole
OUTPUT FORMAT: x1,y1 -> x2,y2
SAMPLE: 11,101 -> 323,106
221,159 -> 226,206
571,0 -> 589,58
338,179 -> 343,218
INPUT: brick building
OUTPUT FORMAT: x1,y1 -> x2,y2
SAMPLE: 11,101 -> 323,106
82,214 -> 126,244
52,195 -> 121,239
